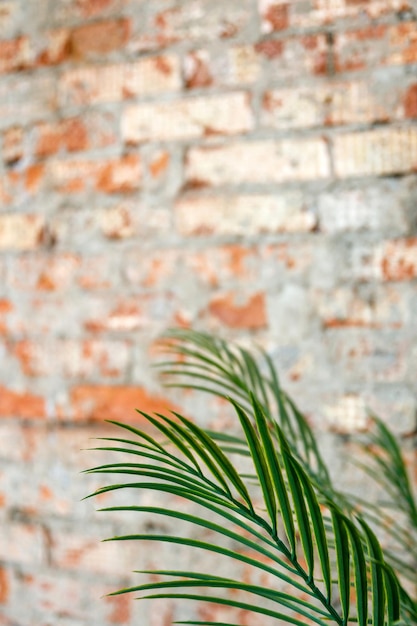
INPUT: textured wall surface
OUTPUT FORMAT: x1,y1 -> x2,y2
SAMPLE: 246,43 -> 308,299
0,0 -> 417,624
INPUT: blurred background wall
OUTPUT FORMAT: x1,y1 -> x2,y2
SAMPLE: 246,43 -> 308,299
0,0 -> 416,624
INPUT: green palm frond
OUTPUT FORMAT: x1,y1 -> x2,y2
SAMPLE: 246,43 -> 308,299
157,329 -> 337,496
86,392 -> 404,625
351,417 -> 417,590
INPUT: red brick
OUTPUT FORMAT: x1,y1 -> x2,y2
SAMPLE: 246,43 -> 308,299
96,154 -> 142,194
260,0 -> 289,33
0,36 -> 32,73
0,568 -> 8,603
35,118 -> 88,157
255,40 -> 284,59
404,83 -> 417,119
379,238 -> 417,281
0,386 -> 46,419
69,385 -> 179,422
69,18 -> 131,58
208,292 -> 267,329
334,22 -> 417,74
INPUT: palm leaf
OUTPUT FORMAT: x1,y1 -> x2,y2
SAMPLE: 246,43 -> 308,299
87,391 -> 403,625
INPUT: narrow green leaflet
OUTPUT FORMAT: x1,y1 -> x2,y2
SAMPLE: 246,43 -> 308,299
231,400 -> 278,533
250,395 -> 296,554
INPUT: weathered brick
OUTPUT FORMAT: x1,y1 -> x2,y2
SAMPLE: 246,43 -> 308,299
324,394 -> 368,434
404,83 -> 417,119
284,0 -> 412,29
334,23 -> 417,73
333,128 -> 417,178
49,154 -> 142,194
7,253 -> 80,291
84,294 -> 177,333
0,36 -> 32,74
378,238 -> 417,281
52,0 -> 127,22
0,2 -> 19,36
185,138 -> 330,186
69,385 -> 179,422
0,215 -> 45,251
2,126 -> 24,164
34,113 -> 117,157
175,192 -> 316,236
314,285 -> 407,329
131,0 -> 252,51
69,18 -> 131,58
0,523 -> 45,566
59,56 -> 181,106
0,75 -> 57,131
207,292 -> 267,329
262,79 -> 401,129
317,184 -> 408,234
13,339 -> 130,379
0,386 -> 46,419
256,33 -> 328,78
122,92 -> 253,143
184,45 -> 261,88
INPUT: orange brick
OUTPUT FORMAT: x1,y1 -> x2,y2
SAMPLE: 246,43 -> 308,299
0,36 -> 32,73
69,18 -> 131,58
49,154 -> 141,194
0,386 -> 46,419
0,567 -> 9,603
35,118 -> 88,157
379,239 -> 417,281
70,385 -> 179,422
97,154 -> 142,194
208,292 -> 267,329
404,83 -> 417,119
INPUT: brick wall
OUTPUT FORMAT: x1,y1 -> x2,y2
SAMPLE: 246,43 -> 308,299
0,0 -> 416,624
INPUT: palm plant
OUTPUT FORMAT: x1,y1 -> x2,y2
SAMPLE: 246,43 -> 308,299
85,329 -> 417,625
